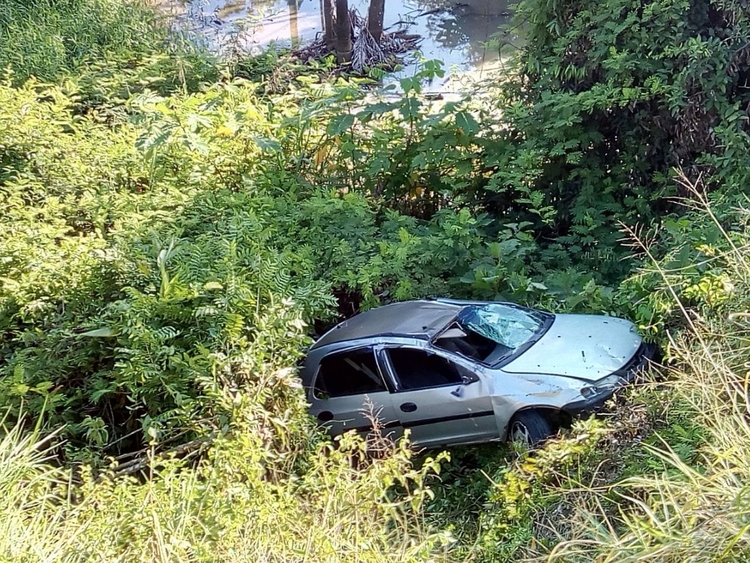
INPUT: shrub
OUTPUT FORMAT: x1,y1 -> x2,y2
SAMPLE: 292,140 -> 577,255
476,0 -> 750,280
1,0 -> 162,83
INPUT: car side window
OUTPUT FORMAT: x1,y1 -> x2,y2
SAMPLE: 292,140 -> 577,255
314,349 -> 386,399
386,348 -> 464,391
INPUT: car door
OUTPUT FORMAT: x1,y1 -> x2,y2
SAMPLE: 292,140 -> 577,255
307,346 -> 402,441
378,345 -> 498,447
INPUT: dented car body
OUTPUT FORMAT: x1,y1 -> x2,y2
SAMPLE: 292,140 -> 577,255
300,299 -> 656,447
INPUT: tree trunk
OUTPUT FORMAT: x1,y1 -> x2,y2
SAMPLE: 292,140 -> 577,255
321,0 -> 334,50
288,0 -> 300,49
334,0 -> 352,63
367,0 -> 385,42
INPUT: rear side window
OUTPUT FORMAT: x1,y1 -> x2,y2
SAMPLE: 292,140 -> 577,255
314,349 -> 386,399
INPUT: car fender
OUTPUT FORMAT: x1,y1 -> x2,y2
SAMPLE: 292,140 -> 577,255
489,372 -> 583,438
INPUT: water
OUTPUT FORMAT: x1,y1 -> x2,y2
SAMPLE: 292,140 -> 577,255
176,0 -> 517,94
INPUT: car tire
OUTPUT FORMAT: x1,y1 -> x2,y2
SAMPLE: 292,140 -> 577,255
508,410 -> 552,447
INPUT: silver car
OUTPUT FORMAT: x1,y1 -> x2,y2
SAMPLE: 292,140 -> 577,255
301,299 -> 656,447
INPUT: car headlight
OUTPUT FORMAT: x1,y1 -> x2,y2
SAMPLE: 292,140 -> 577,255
580,374 -> 627,398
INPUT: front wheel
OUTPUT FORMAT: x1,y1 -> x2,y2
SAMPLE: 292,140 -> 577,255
508,410 -> 553,447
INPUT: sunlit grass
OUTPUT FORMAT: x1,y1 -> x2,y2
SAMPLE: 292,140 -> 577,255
542,182 -> 750,561
0,420 -> 451,562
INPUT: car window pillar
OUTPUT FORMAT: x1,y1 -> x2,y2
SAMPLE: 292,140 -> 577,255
374,344 -> 400,392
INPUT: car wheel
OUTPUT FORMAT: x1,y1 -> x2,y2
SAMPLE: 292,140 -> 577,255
509,410 -> 552,447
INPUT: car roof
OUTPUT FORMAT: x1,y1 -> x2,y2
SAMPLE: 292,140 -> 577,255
311,300 -> 461,350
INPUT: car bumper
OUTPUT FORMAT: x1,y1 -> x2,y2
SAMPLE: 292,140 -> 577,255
562,391 -> 615,417
562,342 -> 659,417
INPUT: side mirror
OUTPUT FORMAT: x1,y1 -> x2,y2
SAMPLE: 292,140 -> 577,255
459,370 -> 480,385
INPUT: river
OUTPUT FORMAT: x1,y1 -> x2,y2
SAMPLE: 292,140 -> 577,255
170,0 -> 518,94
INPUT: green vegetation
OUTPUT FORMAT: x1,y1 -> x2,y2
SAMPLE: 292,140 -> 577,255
462,187 -> 750,562
0,416 -> 450,561
1,0 -> 749,560
0,0 -> 161,83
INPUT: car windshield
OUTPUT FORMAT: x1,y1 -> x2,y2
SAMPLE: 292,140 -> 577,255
433,304 -> 550,365
457,304 -> 546,350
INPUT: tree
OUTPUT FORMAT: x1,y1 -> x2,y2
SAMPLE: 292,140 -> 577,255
321,0 -> 387,63
334,0 -> 352,62
478,0 -> 750,280
321,0 -> 334,49
367,0 -> 385,42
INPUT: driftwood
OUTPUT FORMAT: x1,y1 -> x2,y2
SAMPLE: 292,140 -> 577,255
294,9 -> 420,73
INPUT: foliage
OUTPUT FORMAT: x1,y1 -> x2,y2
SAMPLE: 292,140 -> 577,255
414,0 -> 750,558
474,0 -> 750,280
0,0 -> 156,83
538,197 -> 750,561
0,0 -> 219,109
0,43 -> 472,554
617,174 -> 750,339
0,77 -> 337,453
5,0 -> 750,561
0,415 -> 451,562
447,187 -> 750,561
468,418 -> 610,562
0,59 -> 634,454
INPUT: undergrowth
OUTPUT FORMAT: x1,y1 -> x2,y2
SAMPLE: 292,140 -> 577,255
540,189 -> 750,561
456,185 -> 750,562
0,414 -> 451,562
2,0 -> 750,561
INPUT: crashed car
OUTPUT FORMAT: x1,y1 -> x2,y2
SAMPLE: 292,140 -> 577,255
300,299 -> 656,447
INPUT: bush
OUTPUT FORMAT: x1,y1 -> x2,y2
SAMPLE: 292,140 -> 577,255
476,0 -> 750,280
0,67 -> 633,454
1,0 -> 161,83
458,193 -> 750,562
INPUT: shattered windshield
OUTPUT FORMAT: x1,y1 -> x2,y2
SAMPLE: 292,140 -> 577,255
456,304 -> 547,350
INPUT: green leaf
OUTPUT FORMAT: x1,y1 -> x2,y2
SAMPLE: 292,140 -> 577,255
79,328 -> 118,338
327,113 -> 355,136
253,136 -> 282,152
399,98 -> 420,120
455,111 -> 479,135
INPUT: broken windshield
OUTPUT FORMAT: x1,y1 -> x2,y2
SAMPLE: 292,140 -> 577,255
456,304 -> 548,351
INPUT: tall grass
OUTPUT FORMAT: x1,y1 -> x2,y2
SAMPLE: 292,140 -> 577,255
0,420 -> 450,562
543,189 -> 750,561
0,0 -> 220,95
0,0 -> 168,83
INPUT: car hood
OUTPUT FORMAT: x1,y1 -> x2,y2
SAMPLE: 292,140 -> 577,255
500,314 -> 642,381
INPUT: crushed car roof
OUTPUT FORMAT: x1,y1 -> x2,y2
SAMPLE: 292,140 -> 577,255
312,300 -> 461,349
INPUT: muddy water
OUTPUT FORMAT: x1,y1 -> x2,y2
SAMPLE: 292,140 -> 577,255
180,0 -> 516,94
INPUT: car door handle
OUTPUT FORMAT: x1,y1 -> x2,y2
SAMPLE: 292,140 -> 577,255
317,410 -> 334,422
400,402 -> 417,413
